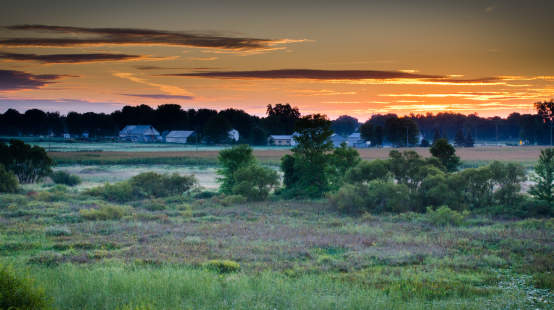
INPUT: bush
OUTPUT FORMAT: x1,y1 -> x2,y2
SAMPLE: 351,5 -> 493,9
80,203 -> 130,220
87,181 -> 135,202
129,172 -> 196,198
0,164 -> 18,193
220,194 -> 247,206
0,264 -> 50,309
425,206 -> 468,226
0,140 -> 53,183
203,259 -> 240,273
87,172 -> 196,202
50,170 -> 81,186
329,181 -> 410,214
231,164 -> 279,201
143,198 -> 167,211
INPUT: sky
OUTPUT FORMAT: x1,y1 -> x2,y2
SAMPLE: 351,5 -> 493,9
0,0 -> 553,120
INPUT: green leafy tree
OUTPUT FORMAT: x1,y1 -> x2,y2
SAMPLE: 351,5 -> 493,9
0,164 -> 18,193
430,138 -> 460,172
384,117 -> 419,147
204,114 -> 232,144
0,140 -> 53,183
281,114 -> 334,198
329,143 -> 361,188
331,115 -> 358,136
217,144 -> 255,194
454,129 -> 465,147
530,148 -> 554,204
232,165 -> 279,201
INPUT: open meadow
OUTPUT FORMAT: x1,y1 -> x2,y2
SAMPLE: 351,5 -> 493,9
1,142 -> 552,309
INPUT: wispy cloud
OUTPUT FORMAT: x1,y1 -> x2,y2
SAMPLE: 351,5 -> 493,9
0,52 -> 148,64
113,72 -> 193,97
1,25 -> 306,53
187,56 -> 218,61
121,93 -> 194,100
164,69 -> 442,80
164,68 -> 512,86
0,69 -> 70,91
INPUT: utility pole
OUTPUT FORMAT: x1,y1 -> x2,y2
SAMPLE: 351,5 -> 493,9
405,127 -> 409,147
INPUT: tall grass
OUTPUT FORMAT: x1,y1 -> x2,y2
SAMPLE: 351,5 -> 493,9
4,263 -> 531,310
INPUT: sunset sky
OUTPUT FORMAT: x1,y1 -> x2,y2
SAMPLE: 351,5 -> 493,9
0,0 -> 553,120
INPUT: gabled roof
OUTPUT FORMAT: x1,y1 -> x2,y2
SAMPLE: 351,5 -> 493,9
120,125 -> 159,136
166,130 -> 194,138
348,132 -> 361,139
269,135 -> 293,140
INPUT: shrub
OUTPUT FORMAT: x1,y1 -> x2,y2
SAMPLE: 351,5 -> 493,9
425,206 -> 468,226
0,264 -> 50,309
87,172 -> 196,202
128,172 -> 196,198
87,181 -> 135,202
0,164 -> 18,193
231,164 -> 279,201
329,181 -> 410,214
50,170 -> 81,186
143,198 -> 167,211
80,203 -> 129,220
430,138 -> 460,172
203,259 -> 240,273
220,194 -> 247,206
0,140 -> 53,183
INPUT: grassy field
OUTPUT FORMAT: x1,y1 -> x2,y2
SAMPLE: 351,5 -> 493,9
0,188 -> 552,309
1,143 -> 552,309
48,145 -> 546,167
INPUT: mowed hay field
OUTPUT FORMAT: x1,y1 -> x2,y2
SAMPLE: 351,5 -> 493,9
48,146 -> 546,166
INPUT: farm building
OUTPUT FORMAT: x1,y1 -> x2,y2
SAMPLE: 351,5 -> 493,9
228,129 -> 240,142
330,134 -> 347,147
347,132 -> 367,148
165,130 -> 194,143
268,132 -> 299,146
119,125 -> 161,142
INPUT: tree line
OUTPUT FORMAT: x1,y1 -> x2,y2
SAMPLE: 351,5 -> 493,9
0,100 -> 552,145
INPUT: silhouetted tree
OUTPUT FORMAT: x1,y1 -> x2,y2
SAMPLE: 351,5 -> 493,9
331,115 -> 358,136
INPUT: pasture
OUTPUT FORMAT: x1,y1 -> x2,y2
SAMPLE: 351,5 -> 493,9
1,141 -> 552,309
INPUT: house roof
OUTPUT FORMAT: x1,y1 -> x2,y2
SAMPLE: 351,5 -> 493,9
120,125 -> 160,136
269,135 -> 293,140
166,130 -> 194,138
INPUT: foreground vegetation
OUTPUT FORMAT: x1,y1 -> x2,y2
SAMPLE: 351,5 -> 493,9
0,134 -> 552,309
0,188 -> 552,309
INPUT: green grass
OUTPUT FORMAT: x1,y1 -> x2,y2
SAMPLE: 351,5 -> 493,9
0,184 -> 552,309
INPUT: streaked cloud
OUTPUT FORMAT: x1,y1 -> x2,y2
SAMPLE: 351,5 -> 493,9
121,93 -> 194,100
164,69 -> 443,80
0,69 -> 70,91
0,52 -> 147,63
113,72 -> 193,97
1,25 -> 306,52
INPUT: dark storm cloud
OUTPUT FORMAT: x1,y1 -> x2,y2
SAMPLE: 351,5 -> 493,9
0,69 -> 67,91
163,69 -> 442,79
121,93 -> 194,100
1,24 -> 298,50
0,52 -> 143,63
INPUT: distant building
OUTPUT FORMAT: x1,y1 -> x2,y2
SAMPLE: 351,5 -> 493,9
268,133 -> 299,146
165,130 -> 194,143
119,125 -> 161,142
63,133 -> 71,140
347,132 -> 367,148
330,134 -> 347,147
81,132 -> 89,139
228,129 -> 240,142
